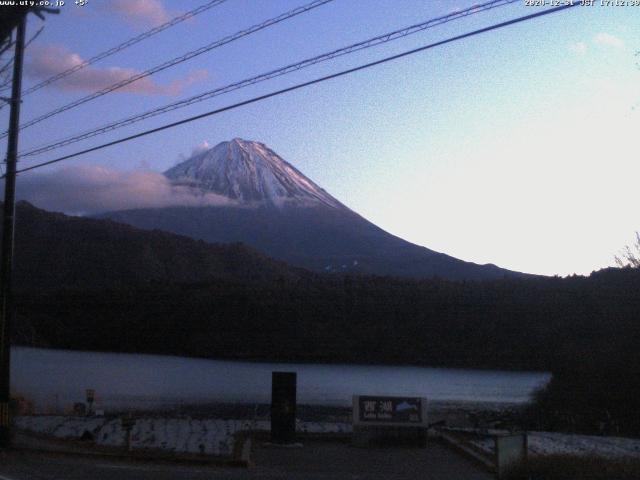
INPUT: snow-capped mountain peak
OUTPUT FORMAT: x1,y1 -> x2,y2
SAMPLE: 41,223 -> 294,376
164,139 -> 344,209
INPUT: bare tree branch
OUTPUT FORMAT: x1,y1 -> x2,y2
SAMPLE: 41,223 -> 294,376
615,232 -> 640,268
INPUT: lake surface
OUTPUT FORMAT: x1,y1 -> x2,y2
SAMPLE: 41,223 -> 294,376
11,347 -> 550,411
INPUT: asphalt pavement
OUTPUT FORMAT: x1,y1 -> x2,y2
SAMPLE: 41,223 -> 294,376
0,440 -> 493,480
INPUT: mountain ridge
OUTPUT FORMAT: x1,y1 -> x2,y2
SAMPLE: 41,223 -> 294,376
100,138 -> 529,281
4,201 -> 303,291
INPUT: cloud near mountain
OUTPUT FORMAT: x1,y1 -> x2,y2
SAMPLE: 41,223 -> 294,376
26,45 -> 208,95
14,165 -> 235,215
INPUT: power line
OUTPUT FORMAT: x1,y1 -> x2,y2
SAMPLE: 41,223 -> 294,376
0,41 -> 15,79
0,40 -> 13,58
0,0 -> 229,96
19,0 -> 519,159
11,3 -> 578,177
0,0 -> 334,140
23,24 -> 44,50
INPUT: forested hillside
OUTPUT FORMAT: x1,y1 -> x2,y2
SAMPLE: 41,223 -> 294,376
13,268 -> 640,435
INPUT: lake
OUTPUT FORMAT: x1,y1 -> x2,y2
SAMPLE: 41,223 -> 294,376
11,347 -> 550,411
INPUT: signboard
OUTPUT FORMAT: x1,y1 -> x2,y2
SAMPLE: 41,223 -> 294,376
271,371 -> 297,444
353,396 -> 427,427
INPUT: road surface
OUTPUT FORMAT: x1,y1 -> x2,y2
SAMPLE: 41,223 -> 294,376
1,441 -> 493,479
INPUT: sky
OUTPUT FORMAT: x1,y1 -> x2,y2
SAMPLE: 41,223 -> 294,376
0,0 -> 638,277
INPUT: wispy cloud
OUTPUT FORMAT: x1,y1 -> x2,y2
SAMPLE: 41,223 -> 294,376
108,0 -> 175,28
191,141 -> 211,156
174,141 -> 212,165
594,32 -> 625,49
569,42 -> 587,56
14,165 -> 235,216
26,45 -> 208,95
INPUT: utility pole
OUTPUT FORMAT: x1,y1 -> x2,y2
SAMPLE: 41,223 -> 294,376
0,13 -> 26,449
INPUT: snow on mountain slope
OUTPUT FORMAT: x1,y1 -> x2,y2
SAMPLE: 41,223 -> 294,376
164,138 -> 344,209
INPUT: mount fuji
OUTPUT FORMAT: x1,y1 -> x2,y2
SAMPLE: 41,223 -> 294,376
100,138 -> 524,280
164,139 -> 343,209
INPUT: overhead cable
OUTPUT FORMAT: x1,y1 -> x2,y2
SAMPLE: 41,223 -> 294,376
20,0 -> 519,159
0,0 -> 334,139
11,3 -> 579,176
0,0 -> 229,96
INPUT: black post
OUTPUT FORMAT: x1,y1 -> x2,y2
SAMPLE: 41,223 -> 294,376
0,14 -> 26,449
271,371 -> 296,444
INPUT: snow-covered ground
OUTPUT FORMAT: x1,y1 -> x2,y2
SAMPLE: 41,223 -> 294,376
16,415 -> 640,461
14,415 -> 351,456
469,431 -> 640,460
11,347 -> 550,413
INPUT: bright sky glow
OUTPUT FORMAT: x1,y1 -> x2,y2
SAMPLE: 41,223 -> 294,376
2,0 -> 639,276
